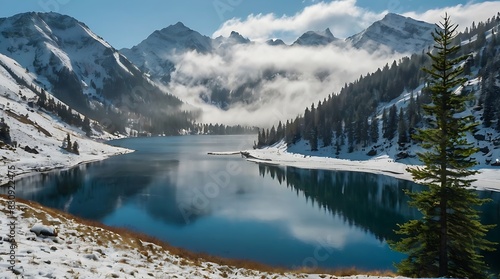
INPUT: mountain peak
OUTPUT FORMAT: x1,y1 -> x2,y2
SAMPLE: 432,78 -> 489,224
347,13 -> 435,54
229,31 -> 251,44
383,13 -> 404,20
323,28 -> 334,38
293,28 -> 337,46
266,39 -> 286,46
159,21 -> 193,35
174,21 -> 185,27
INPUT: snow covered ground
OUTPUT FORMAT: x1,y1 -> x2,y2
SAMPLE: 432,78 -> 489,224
0,53 -> 132,186
242,140 -> 500,192
0,197 -> 437,279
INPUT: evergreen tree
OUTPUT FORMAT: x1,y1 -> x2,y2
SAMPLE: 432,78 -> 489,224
359,116 -> 369,147
66,133 -> 72,152
269,126 -> 277,145
276,121 -> 284,141
257,128 -> 265,147
322,120 -> 333,147
482,73 -> 499,128
381,108 -> 388,139
83,116 -> 91,137
385,104 -> 398,140
369,116 -> 379,143
392,14 -> 496,278
37,89 -> 47,107
0,118 -> 11,144
398,107 -> 409,144
72,141 -> 79,155
346,117 -> 355,153
496,111 -> 500,132
407,92 -> 419,136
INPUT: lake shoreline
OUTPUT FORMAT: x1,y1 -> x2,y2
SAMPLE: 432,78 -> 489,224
240,146 -> 500,192
0,148 -> 134,187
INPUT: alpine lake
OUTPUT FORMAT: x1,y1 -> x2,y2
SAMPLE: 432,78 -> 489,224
4,135 -> 500,273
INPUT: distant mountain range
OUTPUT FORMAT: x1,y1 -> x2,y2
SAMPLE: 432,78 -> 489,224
122,13 -> 435,83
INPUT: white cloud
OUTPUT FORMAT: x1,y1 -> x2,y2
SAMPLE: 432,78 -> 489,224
213,0 -> 500,44
169,44 -> 402,127
213,0 -> 385,43
404,1 -> 500,32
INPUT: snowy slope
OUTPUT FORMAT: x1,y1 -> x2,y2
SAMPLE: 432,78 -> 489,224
0,52 -> 131,186
347,13 -> 435,54
0,196 -> 438,279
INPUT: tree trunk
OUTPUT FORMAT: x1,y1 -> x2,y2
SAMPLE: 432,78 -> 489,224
439,177 -> 448,277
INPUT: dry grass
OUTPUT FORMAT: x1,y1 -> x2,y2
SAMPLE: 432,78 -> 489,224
2,195 -> 399,277
4,109 -> 52,137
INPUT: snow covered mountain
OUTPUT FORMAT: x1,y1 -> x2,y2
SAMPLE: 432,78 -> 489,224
0,12 -> 189,135
347,13 -> 435,54
121,22 -> 213,83
292,28 -> 339,46
0,12 -> 137,112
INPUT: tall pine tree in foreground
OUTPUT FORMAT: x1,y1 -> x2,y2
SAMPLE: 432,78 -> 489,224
392,14 -> 496,278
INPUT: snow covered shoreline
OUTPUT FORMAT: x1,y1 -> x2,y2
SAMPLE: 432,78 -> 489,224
0,145 -> 133,186
241,144 -> 500,192
0,196 -> 433,278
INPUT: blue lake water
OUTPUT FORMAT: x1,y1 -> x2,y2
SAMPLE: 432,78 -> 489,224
4,135 -> 500,273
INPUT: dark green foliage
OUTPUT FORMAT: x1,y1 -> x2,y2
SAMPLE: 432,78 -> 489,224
72,140 -> 79,155
384,105 -> 398,140
497,110 -> 500,132
52,67 -> 89,114
398,107 -> 409,144
369,116 -> 379,144
66,133 -> 72,152
82,116 -> 91,137
392,14 -> 496,278
481,72 -> 500,128
0,118 -> 11,144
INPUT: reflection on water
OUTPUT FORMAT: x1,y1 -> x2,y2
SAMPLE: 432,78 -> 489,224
257,163 -> 500,274
3,135 -> 499,273
258,164 -> 422,241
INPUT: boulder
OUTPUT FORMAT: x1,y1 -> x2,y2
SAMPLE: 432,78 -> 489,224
30,224 -> 58,237
396,151 -> 409,160
24,146 -> 39,154
479,146 -> 490,154
473,133 -> 486,141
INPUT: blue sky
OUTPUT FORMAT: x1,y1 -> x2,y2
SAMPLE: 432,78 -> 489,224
0,0 -> 496,48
